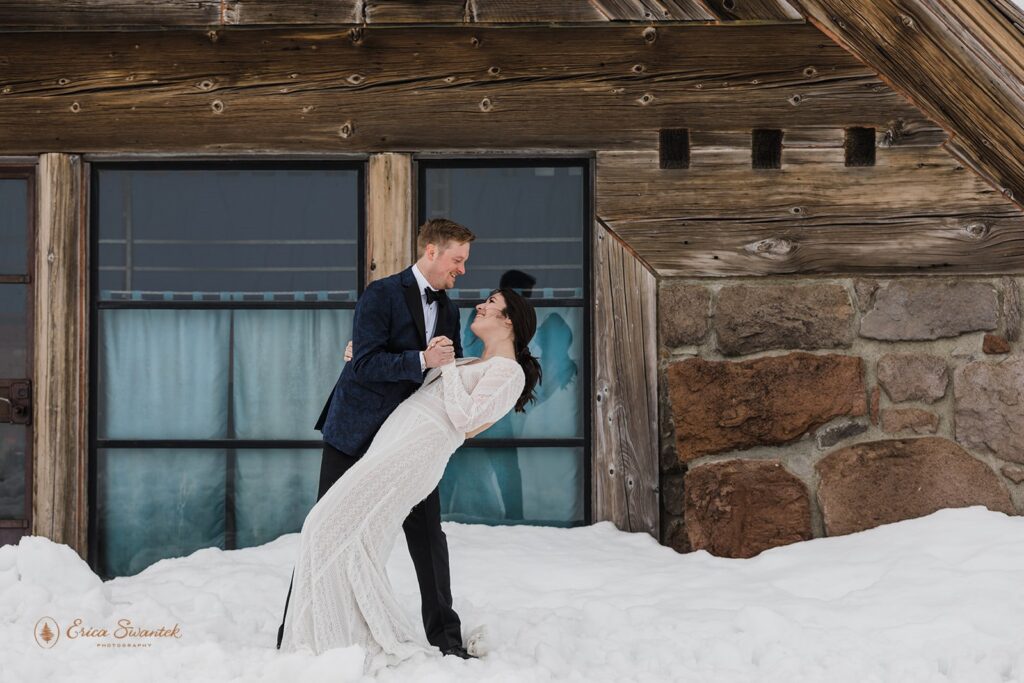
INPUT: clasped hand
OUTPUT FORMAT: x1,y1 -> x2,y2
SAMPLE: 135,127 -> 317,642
342,336 -> 454,367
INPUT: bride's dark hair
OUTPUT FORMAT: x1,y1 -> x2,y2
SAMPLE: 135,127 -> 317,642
493,287 -> 541,413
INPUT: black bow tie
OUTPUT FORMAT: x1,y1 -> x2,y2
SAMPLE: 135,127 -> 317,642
424,287 -> 447,305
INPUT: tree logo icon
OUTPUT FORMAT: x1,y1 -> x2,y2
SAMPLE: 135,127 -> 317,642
34,617 -> 60,649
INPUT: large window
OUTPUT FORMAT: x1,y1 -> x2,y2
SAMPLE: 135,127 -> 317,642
90,163 -> 363,578
0,169 -> 33,547
419,160 -> 589,527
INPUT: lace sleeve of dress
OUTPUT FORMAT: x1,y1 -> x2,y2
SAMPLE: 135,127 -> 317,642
440,359 -> 526,433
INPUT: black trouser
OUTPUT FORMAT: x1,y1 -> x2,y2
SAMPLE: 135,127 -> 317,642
277,441 -> 463,651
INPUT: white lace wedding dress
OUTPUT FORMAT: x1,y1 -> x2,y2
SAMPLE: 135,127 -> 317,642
279,355 -> 525,673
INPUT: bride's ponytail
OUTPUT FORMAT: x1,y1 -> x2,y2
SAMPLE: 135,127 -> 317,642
495,287 -> 542,413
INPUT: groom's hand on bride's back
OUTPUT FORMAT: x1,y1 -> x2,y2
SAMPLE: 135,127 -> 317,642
343,340 -> 353,362
424,336 -> 455,368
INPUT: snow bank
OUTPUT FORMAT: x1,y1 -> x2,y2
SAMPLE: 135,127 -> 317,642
3,507 -> 1024,682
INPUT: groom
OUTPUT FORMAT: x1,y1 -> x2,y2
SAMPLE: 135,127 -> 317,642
276,218 -> 477,658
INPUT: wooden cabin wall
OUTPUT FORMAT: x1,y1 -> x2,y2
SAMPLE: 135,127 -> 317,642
5,22 -> 1024,550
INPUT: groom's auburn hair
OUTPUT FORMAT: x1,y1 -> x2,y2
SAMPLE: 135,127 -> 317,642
417,218 -> 476,255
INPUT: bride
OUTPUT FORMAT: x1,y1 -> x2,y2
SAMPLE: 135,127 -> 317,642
279,288 -> 541,673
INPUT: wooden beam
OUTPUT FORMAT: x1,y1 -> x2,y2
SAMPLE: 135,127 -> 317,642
592,220 -> 659,537
366,153 -> 413,283
0,25 -> 924,154
0,0 -> 803,28
700,0 -> 802,21
598,142 -> 1024,276
225,1 -> 360,26
0,0 -> 221,30
33,153 -> 88,558
792,0 -> 1024,212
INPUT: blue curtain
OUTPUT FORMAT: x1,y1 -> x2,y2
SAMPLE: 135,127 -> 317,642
99,309 -> 230,439
97,449 -> 225,577
233,309 -> 353,440
234,449 -> 321,548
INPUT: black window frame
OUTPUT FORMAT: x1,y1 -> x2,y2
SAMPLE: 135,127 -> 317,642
87,160 -> 366,577
416,156 -> 592,526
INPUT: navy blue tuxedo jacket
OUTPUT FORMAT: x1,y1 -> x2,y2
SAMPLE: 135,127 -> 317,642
315,266 -> 463,457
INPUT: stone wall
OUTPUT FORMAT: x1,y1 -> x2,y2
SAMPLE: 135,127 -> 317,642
659,277 -> 1023,558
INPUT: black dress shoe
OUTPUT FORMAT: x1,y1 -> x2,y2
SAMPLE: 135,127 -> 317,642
441,645 -> 477,659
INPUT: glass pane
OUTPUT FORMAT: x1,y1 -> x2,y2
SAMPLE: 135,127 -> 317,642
98,309 -> 230,439
95,168 -> 360,299
234,449 -> 320,548
423,165 -> 585,297
0,424 -> 27,519
233,310 -> 354,440
0,179 -> 28,274
440,447 -> 584,526
0,285 -> 27,377
97,449 -> 226,577
458,306 -> 583,438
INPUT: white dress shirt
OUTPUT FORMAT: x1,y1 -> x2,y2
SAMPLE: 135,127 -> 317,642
411,264 -> 440,371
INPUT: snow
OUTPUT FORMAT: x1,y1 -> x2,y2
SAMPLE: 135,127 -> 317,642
3,506 -> 1024,682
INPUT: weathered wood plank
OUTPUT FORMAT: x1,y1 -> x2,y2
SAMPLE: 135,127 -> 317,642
0,25 -> 925,153
366,153 -> 413,282
33,153 -> 88,558
225,1 -> 361,25
598,143 -> 1024,276
366,0 -> 467,24
656,0 -> 717,21
0,0 -> 221,29
592,0 -> 714,22
473,0 -> 608,22
701,0 -> 801,21
793,0 -> 1024,211
598,145 -> 1012,220
593,220 -> 659,536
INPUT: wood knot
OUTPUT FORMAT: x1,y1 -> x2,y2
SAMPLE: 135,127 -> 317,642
960,222 -> 990,240
301,105 -> 314,114
789,206 -> 803,215
470,36 -> 482,48
338,121 -> 354,138
349,27 -> 364,44
487,66 -> 500,76
744,237 -> 797,259
788,94 -> 802,105
196,79 -> 214,91
632,63 -> 645,73
899,13 -> 915,28
444,76 -> 456,83
694,83 -> 703,89
1003,187 -> 1015,201
57,78 -> 70,86
642,27 -> 657,43
723,0 -> 737,10
288,73 -> 299,79
2,86 -> 11,94
479,97 -> 493,112
637,92 -> 654,105
207,30 -> 219,43
347,73 -> 365,85
803,66 -> 817,77
70,101 -> 80,113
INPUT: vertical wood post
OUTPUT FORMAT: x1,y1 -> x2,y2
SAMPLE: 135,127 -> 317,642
33,153 -> 87,557
366,153 -> 414,283
592,219 -> 659,537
